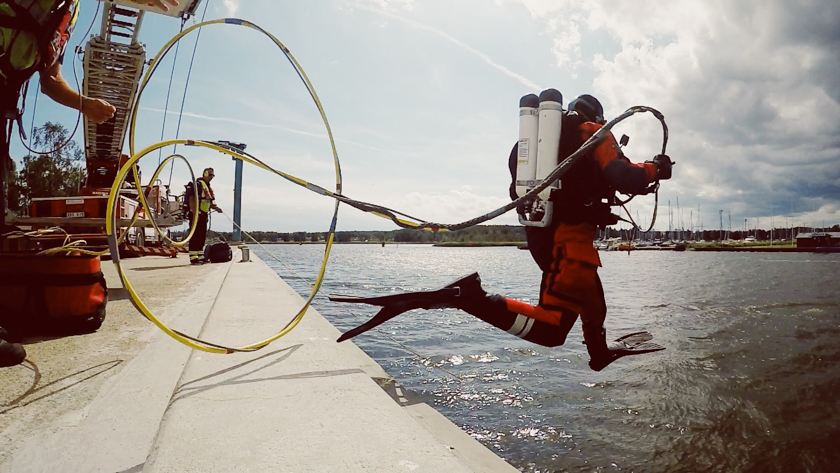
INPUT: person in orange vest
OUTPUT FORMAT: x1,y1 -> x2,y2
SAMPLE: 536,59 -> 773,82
331,94 -> 674,371
0,0 -> 119,125
187,167 -> 221,265
0,0 -> 179,368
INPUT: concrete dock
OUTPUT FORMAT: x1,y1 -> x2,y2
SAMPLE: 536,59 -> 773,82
0,252 -> 517,473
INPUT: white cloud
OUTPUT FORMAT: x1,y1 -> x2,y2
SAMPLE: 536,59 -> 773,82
140,106 -> 322,137
504,0 -> 840,229
550,17 -> 583,71
355,0 -> 414,11
139,106 -> 433,163
351,2 -> 543,91
223,0 -> 239,16
502,0 -> 572,18
25,0 -> 837,234
392,189 -> 518,227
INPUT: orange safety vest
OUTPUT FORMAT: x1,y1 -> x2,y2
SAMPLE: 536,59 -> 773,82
0,0 -> 78,93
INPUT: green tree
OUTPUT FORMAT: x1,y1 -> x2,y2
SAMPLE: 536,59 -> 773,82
4,159 -> 24,215
16,122 -> 85,214
335,232 -> 352,242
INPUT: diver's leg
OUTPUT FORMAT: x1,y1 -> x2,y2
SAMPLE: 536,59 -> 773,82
583,273 -> 665,371
539,250 -> 615,366
456,294 -> 576,348
580,272 -> 611,363
332,272 -> 575,346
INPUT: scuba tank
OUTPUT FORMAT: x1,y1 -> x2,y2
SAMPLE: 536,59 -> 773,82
536,89 -> 563,201
516,88 -> 563,227
515,93 -> 539,198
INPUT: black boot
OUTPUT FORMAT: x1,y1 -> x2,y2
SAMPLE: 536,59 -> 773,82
0,326 -> 26,368
587,329 -> 664,371
583,326 -> 614,371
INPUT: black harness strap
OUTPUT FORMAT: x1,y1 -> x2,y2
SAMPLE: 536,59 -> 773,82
0,0 -> 73,90
0,1 -> 42,32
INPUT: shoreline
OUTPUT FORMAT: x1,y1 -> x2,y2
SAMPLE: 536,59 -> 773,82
689,246 -> 840,252
240,241 -> 839,252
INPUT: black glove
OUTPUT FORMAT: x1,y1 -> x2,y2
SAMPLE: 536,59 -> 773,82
649,154 -> 673,180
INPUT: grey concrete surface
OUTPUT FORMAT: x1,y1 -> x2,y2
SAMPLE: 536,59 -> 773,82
1,251 -> 517,473
1,255 -> 230,473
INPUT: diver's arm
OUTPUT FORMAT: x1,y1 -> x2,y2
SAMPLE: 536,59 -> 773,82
579,122 -> 658,195
40,62 -> 115,124
603,156 -> 657,195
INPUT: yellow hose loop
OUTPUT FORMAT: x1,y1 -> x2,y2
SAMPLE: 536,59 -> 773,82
110,27 -> 343,354
106,139 -> 339,353
131,154 -> 201,247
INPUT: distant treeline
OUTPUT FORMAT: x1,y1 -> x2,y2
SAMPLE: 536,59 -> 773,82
200,223 -> 840,244
206,225 -> 527,243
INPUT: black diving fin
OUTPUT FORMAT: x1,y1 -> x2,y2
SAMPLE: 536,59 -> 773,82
589,331 -> 665,371
614,331 -> 654,345
330,273 -> 483,342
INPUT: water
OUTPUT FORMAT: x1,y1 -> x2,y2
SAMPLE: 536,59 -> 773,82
253,244 -> 840,472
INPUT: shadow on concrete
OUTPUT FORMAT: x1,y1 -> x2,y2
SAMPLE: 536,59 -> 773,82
17,323 -> 109,344
129,264 -> 185,272
108,287 -> 132,301
117,463 -> 144,473
376,378 -> 427,407
171,344 -> 362,402
0,359 -> 122,414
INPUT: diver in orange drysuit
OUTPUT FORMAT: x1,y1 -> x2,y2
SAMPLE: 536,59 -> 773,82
331,95 -> 673,371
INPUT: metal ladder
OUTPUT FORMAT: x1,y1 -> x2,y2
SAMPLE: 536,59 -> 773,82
82,2 -> 146,186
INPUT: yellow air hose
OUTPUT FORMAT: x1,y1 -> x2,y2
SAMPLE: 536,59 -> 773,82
102,18 -> 669,353
106,18 -> 343,353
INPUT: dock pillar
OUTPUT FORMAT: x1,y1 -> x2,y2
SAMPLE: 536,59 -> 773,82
232,157 -> 243,242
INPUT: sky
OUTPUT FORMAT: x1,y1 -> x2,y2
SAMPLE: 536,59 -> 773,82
11,0 -> 840,234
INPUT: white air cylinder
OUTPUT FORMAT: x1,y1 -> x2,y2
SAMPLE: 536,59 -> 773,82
516,94 -> 539,198
535,88 -> 563,201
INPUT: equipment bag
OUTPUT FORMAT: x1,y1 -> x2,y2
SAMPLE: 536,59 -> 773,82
181,180 -> 194,216
0,253 -> 107,338
204,242 -> 232,263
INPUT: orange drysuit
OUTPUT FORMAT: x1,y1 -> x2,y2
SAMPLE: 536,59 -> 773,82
458,114 -> 658,362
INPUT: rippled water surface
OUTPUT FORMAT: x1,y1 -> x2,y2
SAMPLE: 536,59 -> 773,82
253,244 -> 840,472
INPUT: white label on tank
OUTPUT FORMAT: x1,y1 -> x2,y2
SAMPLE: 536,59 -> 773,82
66,212 -> 85,218
518,138 -> 530,163
66,199 -> 84,205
